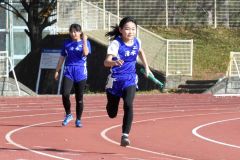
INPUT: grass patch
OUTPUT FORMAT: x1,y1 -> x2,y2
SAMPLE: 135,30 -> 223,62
146,27 -> 240,80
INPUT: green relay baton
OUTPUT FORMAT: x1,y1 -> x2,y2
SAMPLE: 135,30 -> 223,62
140,68 -> 164,88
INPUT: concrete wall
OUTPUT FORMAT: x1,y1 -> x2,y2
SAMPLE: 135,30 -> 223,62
0,78 -> 37,96
11,34 -> 165,95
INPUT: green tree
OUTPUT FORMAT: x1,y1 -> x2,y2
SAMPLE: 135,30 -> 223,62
0,0 -> 57,51
0,0 -> 57,92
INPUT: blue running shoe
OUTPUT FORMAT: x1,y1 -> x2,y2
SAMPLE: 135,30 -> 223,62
62,114 -> 73,126
75,119 -> 83,128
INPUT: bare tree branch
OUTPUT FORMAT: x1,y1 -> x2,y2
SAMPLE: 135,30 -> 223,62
38,0 -> 56,19
0,2 -> 28,26
1,0 -> 57,52
40,18 -> 57,31
24,28 -> 30,37
20,0 -> 30,13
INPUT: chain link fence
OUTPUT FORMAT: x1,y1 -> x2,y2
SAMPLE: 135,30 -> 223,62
56,0 -> 193,76
0,4 -> 8,78
0,51 -> 8,78
1,0 -> 196,77
88,0 -> 240,28
228,52 -> 240,77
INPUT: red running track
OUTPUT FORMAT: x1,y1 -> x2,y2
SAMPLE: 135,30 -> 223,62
0,94 -> 240,160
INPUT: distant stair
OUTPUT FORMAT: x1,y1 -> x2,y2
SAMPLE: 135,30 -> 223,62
178,80 -> 218,93
206,76 -> 240,95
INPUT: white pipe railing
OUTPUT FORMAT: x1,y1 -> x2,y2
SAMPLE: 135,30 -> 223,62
0,51 -> 21,96
56,0 -> 193,76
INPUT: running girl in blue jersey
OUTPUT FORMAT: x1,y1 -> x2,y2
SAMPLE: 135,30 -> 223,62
104,16 -> 152,146
55,23 -> 91,128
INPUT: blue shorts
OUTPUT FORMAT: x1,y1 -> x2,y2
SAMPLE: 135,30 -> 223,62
106,73 -> 138,97
63,65 -> 87,82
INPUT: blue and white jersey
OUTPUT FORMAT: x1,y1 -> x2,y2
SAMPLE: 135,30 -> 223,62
61,39 -> 91,82
61,39 -> 91,66
107,36 -> 141,76
106,36 -> 141,96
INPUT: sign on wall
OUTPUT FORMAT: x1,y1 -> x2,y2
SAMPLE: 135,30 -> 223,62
36,49 -> 63,94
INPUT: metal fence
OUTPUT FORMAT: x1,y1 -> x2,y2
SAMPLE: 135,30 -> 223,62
88,0 -> 240,28
0,51 -> 20,95
166,40 -> 193,76
1,0 -> 193,77
228,52 -> 240,78
0,51 -> 8,77
56,0 -> 193,76
0,2 -> 31,66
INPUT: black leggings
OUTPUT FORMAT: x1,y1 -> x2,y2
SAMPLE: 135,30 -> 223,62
61,76 -> 86,120
106,85 -> 136,134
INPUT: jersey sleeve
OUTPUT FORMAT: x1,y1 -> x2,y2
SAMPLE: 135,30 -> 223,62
136,37 -> 142,49
107,40 -> 119,57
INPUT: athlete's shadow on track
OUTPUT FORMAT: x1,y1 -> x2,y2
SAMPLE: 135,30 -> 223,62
0,147 -> 118,155
0,124 -> 62,127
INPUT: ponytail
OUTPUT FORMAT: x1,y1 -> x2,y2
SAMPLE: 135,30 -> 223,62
105,16 -> 137,41
105,24 -> 121,40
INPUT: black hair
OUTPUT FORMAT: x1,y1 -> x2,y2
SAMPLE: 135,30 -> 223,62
105,16 -> 137,40
69,23 -> 82,32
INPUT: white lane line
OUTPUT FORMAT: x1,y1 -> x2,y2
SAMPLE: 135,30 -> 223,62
0,110 -> 105,120
101,124 -> 193,160
5,120 -> 71,160
1,106 -> 239,120
4,111 -> 182,160
0,108 -> 63,113
0,112 -> 63,120
192,118 -> 240,149
0,108 -> 105,113
214,94 -> 240,97
101,119 -> 193,160
5,110 -> 240,160
5,114 -> 109,160
101,111 -> 240,160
